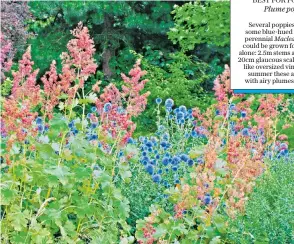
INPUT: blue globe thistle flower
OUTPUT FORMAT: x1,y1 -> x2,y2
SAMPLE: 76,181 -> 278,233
179,105 -> 187,114
165,98 -> 174,108
142,160 -> 148,166
91,123 -> 98,129
191,131 -> 198,138
172,166 -> 178,171
139,136 -> 144,142
174,108 -> 180,114
179,119 -> 185,124
203,194 -> 212,205
183,210 -> 187,214
160,141 -> 167,148
145,164 -> 154,175
91,107 -> 97,112
73,129 -> 79,135
145,141 -> 153,148
37,125 -> 44,133
36,117 -> 43,125
172,156 -> 180,164
242,128 -> 250,136
155,154 -> 160,160
174,179 -> 180,184
148,148 -> 153,152
142,151 -> 147,157
158,169 -> 163,174
215,110 -> 220,115
155,98 -> 162,105
87,113 -> 92,118
187,159 -> 194,167
165,168 -> 169,173
241,111 -> 247,118
118,151 -> 124,157
127,137 -> 134,144
180,154 -> 189,162
196,157 -> 204,164
151,159 -> 157,165
162,157 -> 169,166
103,103 -> 112,113
176,112 -> 184,120
152,174 -> 161,183
229,103 -> 236,110
90,134 -> 98,140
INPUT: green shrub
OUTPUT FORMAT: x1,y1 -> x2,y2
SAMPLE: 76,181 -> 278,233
228,157 -> 294,243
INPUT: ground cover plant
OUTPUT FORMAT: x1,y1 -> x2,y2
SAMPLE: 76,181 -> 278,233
1,1 -> 294,244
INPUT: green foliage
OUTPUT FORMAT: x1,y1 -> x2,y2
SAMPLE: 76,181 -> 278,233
120,162 -> 173,234
134,50 -> 215,132
168,1 -> 230,51
228,157 -> 294,243
27,1 -> 175,78
0,114 -> 132,243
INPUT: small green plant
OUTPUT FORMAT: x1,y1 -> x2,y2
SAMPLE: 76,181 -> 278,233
228,156 -> 294,244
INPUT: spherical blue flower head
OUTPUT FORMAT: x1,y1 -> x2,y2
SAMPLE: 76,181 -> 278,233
182,210 -> 187,214
280,149 -> 289,156
158,169 -> 163,174
91,123 -> 98,129
179,119 -> 185,125
174,179 -> 180,184
280,143 -> 288,150
229,103 -> 236,110
148,148 -> 153,152
168,114 -> 173,119
179,105 -> 187,114
180,154 -> 189,162
215,110 -> 220,116
142,151 -> 147,157
142,156 -> 150,163
36,117 -> 43,125
145,164 -> 154,175
187,159 -> 194,167
90,134 -> 98,140
118,151 -> 124,157
174,108 -> 180,114
68,121 -> 75,129
258,128 -> 264,135
241,111 -> 247,118
203,194 -> 212,205
196,157 -> 204,164
242,128 -> 250,136
165,98 -> 174,108
145,141 -> 153,148
143,146 -> 148,152
162,133 -> 169,140
160,141 -> 167,148
191,131 -> 198,138
162,157 -> 169,166
87,113 -> 92,118
176,112 -> 184,120
188,114 -> 193,120
185,133 -> 190,139
37,125 -> 44,133
155,98 -> 162,105
127,137 -> 134,144
103,103 -> 112,113
142,160 -> 148,166
152,174 -> 161,183
172,166 -> 178,171
73,129 -> 79,135
173,156 -> 180,164
139,136 -> 144,142
91,106 -> 97,112
165,168 -> 169,173
155,154 -> 160,160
